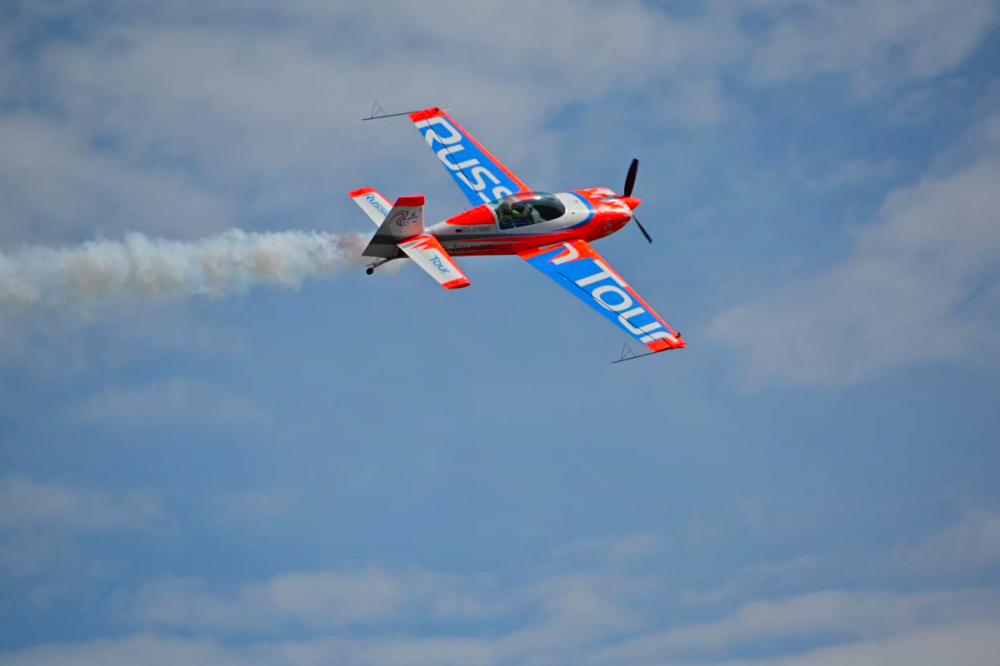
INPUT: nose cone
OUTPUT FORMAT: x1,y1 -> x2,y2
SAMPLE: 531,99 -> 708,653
623,196 -> 642,210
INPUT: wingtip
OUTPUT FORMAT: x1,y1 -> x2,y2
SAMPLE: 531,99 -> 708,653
408,107 -> 445,122
442,277 -> 471,290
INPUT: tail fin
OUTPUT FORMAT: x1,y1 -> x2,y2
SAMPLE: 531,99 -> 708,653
359,194 -> 471,289
362,195 -> 425,258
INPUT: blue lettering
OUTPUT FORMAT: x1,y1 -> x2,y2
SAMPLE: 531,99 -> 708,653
365,193 -> 390,216
416,116 -> 518,204
429,255 -> 451,274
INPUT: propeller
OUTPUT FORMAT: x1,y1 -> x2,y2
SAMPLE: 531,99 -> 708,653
624,158 -> 638,198
623,158 -> 652,243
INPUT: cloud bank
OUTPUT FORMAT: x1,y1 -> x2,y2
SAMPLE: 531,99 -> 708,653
710,116 -> 1000,386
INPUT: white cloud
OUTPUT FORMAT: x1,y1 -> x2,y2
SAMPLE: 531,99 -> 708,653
0,475 -> 160,533
4,527 -> 1000,665
119,567 -> 510,632
0,115 -> 235,246
63,377 -> 273,430
4,599 -> 1000,666
897,510 -> 1000,573
742,0 -> 1000,94
0,475 -> 160,576
0,634 -> 245,666
720,619 -> 1000,666
592,588 -> 1000,663
2,0 -> 992,249
710,118 -> 1000,386
112,567 -> 645,664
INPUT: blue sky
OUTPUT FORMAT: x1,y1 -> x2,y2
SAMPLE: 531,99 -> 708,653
2,1 -> 1000,664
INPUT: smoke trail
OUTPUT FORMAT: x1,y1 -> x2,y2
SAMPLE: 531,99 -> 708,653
0,229 -> 370,308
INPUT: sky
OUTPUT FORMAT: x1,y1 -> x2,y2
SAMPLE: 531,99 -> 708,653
2,1 -> 1000,664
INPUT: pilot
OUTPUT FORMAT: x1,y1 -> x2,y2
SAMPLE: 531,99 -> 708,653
524,203 -> 544,224
505,205 -> 526,228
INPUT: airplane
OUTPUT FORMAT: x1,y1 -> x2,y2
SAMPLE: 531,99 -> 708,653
349,106 -> 685,359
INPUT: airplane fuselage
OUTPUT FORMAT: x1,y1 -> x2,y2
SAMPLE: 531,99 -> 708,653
426,188 -> 639,257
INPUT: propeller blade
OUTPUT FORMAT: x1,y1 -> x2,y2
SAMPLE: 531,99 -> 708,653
624,158 -> 639,198
634,215 -> 653,244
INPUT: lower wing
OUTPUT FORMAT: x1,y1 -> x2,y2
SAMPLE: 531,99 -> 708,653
519,240 -> 685,352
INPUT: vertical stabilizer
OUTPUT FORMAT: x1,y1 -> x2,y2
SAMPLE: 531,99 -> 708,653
362,195 -> 425,258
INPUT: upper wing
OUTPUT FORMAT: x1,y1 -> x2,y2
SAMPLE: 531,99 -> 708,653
409,107 -> 529,207
519,240 -> 685,352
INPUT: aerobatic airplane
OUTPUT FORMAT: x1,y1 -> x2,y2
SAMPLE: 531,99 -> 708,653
350,106 -> 685,358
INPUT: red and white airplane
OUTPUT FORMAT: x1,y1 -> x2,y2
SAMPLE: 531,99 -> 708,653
350,106 -> 685,356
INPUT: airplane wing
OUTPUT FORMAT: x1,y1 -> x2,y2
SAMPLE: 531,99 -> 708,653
398,234 -> 470,290
409,107 -> 530,207
519,240 -> 685,352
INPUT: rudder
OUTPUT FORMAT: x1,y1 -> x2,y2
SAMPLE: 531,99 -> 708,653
362,195 -> 425,258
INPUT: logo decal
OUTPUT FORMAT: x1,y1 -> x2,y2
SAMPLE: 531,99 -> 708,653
390,210 -> 419,228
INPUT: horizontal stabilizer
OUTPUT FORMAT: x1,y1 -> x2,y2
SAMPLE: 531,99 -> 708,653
399,234 -> 470,289
349,187 -> 393,227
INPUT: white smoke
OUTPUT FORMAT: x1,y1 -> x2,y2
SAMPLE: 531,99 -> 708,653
0,229 -> 370,308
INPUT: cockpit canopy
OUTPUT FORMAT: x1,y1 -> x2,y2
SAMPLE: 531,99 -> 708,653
489,192 -> 566,230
